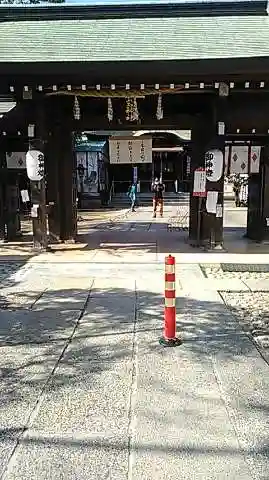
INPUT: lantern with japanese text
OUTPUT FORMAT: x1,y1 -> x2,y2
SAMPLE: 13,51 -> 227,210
205,149 -> 224,182
26,150 -> 45,181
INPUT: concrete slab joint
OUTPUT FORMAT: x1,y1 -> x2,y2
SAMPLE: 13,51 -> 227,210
0,210 -> 269,479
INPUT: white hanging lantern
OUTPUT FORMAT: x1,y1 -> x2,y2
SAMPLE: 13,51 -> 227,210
156,93 -> 163,120
205,149 -> 224,182
73,96 -> 80,120
26,150 -> 45,181
107,98 -> 113,122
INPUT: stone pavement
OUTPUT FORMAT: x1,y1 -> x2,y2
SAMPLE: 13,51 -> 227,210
1,202 -> 269,262
0,206 -> 269,479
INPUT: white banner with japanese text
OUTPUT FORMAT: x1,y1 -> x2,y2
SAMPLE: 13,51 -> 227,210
109,136 -> 152,164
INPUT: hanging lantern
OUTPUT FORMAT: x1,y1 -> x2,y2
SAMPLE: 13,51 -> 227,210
73,96 -> 80,120
156,93 -> 163,120
107,98 -> 113,122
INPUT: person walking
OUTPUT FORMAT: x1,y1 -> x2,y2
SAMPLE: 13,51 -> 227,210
151,177 -> 164,218
127,182 -> 137,212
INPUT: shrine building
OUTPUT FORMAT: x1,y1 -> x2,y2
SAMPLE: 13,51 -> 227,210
0,0 -> 269,249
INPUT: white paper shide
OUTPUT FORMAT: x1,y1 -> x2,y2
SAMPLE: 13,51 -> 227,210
20,190 -> 30,203
206,191 -> 218,214
193,168 -> 206,197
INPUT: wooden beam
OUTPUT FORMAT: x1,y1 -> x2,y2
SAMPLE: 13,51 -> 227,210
1,57 -> 269,79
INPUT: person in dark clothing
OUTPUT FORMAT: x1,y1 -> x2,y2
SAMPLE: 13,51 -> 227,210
151,177 -> 164,218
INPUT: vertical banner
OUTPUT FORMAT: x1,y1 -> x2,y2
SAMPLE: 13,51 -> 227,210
250,146 -> 261,174
230,145 -> 249,174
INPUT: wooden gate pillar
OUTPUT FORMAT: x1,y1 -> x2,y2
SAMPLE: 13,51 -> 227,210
260,148 -> 269,241
0,149 -> 6,242
189,114 -> 210,245
46,126 -> 61,243
58,127 -> 77,243
247,144 -> 269,242
47,97 -> 77,243
189,100 -> 225,249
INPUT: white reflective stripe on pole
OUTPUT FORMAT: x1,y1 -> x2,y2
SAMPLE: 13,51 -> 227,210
165,281 -> 175,291
165,264 -> 175,274
165,298 -> 176,307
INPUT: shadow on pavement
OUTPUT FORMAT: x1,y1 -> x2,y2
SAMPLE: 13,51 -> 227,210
0,428 -> 268,458
0,285 -> 263,398
0,284 -> 269,477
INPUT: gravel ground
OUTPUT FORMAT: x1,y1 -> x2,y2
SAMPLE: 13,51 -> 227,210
222,292 -> 269,352
201,265 -> 269,353
201,264 -> 269,281
0,262 -> 24,282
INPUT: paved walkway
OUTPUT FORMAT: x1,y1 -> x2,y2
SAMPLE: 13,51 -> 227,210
1,202 -> 269,261
0,207 -> 269,479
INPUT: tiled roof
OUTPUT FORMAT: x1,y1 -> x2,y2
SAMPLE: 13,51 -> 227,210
0,15 -> 269,63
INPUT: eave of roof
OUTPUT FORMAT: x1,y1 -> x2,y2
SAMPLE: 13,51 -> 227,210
1,15 -> 269,64
0,0 -> 267,22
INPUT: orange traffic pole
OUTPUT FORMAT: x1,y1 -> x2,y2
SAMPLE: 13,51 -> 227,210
159,255 -> 182,347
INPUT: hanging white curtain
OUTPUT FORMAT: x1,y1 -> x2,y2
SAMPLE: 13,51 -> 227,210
230,145 -> 249,174
249,146 -> 261,174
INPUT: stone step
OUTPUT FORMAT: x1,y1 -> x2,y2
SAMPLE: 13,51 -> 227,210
111,193 -> 187,207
